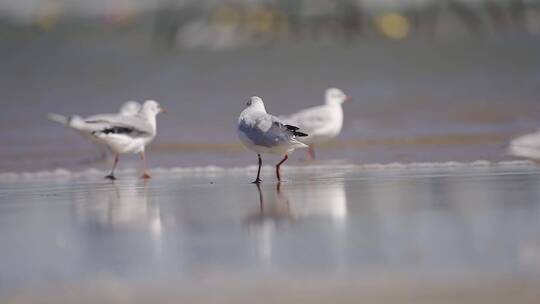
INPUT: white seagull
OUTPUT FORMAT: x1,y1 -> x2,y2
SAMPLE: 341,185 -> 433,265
508,130 -> 540,162
90,100 -> 166,180
48,100 -> 142,159
283,88 -> 350,160
238,96 -> 308,184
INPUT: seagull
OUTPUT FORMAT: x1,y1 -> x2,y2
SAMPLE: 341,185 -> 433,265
117,101 -> 142,116
508,130 -> 540,162
282,88 -> 350,160
238,96 -> 308,184
48,100 -> 142,159
90,100 -> 166,180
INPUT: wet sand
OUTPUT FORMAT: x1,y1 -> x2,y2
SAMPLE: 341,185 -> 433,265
2,163 -> 540,302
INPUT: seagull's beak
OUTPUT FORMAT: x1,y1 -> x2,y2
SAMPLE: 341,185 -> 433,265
160,107 -> 167,113
345,95 -> 352,102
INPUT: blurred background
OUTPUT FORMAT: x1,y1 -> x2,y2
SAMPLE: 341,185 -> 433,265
1,0 -> 540,171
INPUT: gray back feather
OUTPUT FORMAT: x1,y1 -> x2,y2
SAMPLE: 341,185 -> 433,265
239,114 -> 298,148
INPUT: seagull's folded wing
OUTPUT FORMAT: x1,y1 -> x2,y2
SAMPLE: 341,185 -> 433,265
86,115 -> 153,137
239,114 -> 300,148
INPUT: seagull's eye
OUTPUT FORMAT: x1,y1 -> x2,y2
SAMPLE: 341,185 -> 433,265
247,101 -> 251,106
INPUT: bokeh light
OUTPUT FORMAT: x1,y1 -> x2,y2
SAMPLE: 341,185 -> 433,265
35,0 -> 61,30
376,12 -> 411,40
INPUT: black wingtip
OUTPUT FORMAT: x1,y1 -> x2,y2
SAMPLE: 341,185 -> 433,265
283,124 -> 307,137
285,124 -> 299,131
285,124 -> 307,137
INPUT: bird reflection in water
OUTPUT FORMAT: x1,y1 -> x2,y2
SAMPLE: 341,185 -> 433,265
248,181 -> 348,220
246,181 -> 348,269
253,183 -> 292,220
74,179 -> 164,256
245,183 -> 293,267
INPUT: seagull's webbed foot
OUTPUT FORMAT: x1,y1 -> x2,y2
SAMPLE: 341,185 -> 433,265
252,178 -> 262,184
141,172 -> 152,179
105,174 -> 116,180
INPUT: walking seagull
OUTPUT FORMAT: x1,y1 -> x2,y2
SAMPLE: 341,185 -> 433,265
47,100 -> 141,160
283,88 -> 350,160
238,96 -> 308,183
90,100 -> 165,180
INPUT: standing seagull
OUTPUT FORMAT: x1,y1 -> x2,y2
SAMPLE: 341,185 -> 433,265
283,88 -> 350,160
90,100 -> 165,180
508,129 -> 540,162
48,100 -> 142,160
238,96 -> 308,184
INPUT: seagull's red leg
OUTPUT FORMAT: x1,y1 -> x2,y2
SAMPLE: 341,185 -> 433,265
140,152 -> 151,179
252,154 -> 262,184
105,153 -> 119,180
276,154 -> 289,182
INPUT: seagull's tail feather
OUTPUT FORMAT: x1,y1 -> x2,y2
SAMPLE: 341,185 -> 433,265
290,139 -> 308,149
293,130 -> 308,137
47,113 -> 69,125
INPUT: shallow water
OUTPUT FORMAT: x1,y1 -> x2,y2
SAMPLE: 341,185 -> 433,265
2,165 -> 540,301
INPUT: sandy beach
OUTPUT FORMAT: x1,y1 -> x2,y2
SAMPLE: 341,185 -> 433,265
2,162 -> 540,302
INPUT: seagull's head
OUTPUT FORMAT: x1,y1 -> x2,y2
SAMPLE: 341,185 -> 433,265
245,96 -> 266,112
119,100 -> 141,116
142,100 -> 166,116
325,88 -> 350,106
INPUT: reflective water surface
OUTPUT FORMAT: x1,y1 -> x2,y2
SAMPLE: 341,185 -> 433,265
1,166 -> 540,301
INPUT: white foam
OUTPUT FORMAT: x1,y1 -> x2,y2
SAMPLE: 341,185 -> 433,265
0,160 -> 536,182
